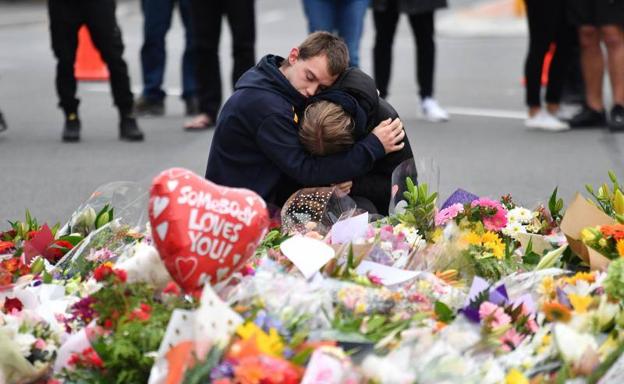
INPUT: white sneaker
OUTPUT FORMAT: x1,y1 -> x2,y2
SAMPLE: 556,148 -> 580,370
421,98 -> 449,122
525,111 -> 569,131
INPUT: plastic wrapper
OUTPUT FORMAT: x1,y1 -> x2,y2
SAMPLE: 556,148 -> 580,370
281,187 -> 357,236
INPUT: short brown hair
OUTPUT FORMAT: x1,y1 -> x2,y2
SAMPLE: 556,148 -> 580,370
300,100 -> 354,156
298,32 -> 349,77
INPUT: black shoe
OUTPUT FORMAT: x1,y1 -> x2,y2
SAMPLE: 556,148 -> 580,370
184,96 -> 200,116
119,117 -> 144,141
62,113 -> 81,142
134,96 -> 165,116
609,105 -> 624,132
0,111 -> 7,132
568,106 -> 607,128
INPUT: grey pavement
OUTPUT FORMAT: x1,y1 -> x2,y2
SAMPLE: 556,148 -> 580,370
0,0 -> 623,226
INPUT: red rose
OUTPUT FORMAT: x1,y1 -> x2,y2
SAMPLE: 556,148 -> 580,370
93,264 -> 113,282
3,297 -> 23,313
112,268 -> 127,283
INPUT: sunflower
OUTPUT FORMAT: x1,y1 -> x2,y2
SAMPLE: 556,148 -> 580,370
542,301 -> 571,323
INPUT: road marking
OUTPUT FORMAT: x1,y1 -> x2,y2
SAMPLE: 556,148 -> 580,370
446,107 -> 525,120
83,84 -> 181,97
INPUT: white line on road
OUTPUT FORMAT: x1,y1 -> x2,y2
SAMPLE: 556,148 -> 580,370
446,107 -> 525,120
82,85 -> 530,120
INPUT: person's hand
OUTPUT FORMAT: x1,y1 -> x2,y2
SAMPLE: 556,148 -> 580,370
372,118 -> 405,154
333,181 -> 353,194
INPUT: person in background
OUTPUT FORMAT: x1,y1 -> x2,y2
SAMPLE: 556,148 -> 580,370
134,0 -> 199,117
372,0 -> 449,122
47,0 -> 144,142
301,0 -> 370,67
522,0 -> 573,131
184,0 -> 255,130
567,0 -> 624,132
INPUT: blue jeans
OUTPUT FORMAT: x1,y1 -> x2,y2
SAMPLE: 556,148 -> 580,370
140,0 -> 196,101
302,0 -> 370,67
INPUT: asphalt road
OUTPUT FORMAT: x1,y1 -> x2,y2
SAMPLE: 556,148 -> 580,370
0,0 -> 623,226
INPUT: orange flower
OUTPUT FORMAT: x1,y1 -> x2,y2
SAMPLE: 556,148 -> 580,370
542,301 -> 571,323
564,272 -> 595,285
600,224 -> 624,241
0,241 -> 14,254
617,239 -> 624,258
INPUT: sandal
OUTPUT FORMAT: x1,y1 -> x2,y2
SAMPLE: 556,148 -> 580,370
184,113 -> 215,131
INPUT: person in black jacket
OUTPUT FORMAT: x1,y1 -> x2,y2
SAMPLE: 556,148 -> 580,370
299,67 -> 414,215
205,32 -> 406,207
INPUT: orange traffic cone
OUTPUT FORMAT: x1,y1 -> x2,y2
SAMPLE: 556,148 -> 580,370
75,26 -> 109,81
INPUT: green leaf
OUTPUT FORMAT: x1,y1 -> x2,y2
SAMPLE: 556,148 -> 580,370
291,347 -> 314,366
434,301 -> 455,323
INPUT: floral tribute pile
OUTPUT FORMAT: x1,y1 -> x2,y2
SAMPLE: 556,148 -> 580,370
3,170 -> 624,384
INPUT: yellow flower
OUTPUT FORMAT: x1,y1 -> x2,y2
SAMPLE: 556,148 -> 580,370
581,228 -> 597,243
481,231 -> 499,244
617,239 -> 624,258
538,276 -> 555,299
564,272 -> 595,285
236,322 -> 284,357
505,369 -> 529,384
542,301 -> 571,323
463,232 -> 481,246
355,302 -> 367,315
568,294 -> 592,313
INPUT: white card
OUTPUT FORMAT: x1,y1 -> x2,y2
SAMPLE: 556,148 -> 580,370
280,235 -> 335,279
329,212 -> 369,244
355,260 -> 421,286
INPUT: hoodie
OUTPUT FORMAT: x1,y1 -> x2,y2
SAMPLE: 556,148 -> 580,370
205,55 -> 386,206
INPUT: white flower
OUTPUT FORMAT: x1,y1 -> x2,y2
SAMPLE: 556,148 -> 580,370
553,323 -> 598,364
503,222 -> 527,237
507,207 -> 533,224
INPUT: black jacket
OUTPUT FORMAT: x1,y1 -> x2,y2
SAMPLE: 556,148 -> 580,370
205,55 -> 386,206
328,68 -> 415,215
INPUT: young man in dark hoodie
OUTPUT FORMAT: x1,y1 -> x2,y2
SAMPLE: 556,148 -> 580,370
205,32 -> 405,207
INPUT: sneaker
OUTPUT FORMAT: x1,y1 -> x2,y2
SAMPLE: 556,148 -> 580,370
184,96 -> 200,116
525,111 -> 569,131
421,98 -> 449,122
134,96 -> 165,117
0,111 -> 6,132
609,104 -> 624,132
62,113 -> 81,142
119,117 -> 144,141
568,105 -> 607,128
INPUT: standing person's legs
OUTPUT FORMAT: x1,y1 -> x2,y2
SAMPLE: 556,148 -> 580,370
579,26 -> 605,111
523,0 -> 556,114
85,0 -> 143,140
544,0 -> 573,114
335,0 -> 369,67
48,0 -> 82,116
225,0 -> 256,87
186,0 -> 222,129
408,11 -> 435,100
409,11 -> 448,122
302,0 -> 336,35
139,0 -> 174,103
372,0 -> 400,98
178,0 -> 198,113
601,25 -> 624,130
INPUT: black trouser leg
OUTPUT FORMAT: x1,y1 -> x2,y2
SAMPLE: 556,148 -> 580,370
524,0 -> 570,107
84,0 -> 134,115
545,20 -> 574,104
372,0 -> 400,98
225,0 -> 256,87
408,11 -> 435,100
191,0 -> 223,118
48,0 -> 82,115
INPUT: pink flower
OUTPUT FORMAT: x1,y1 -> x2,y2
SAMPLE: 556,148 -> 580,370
526,318 -> 539,333
435,203 -> 464,226
478,301 -> 511,327
471,198 -> 508,231
500,328 -> 524,351
34,339 -> 47,349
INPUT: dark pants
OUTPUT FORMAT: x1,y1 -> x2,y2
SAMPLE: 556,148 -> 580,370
48,0 -> 134,116
190,0 -> 256,118
524,0 -> 574,107
140,0 -> 196,101
373,3 -> 435,100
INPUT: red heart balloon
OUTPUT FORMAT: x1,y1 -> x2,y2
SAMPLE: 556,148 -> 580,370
149,168 -> 269,292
